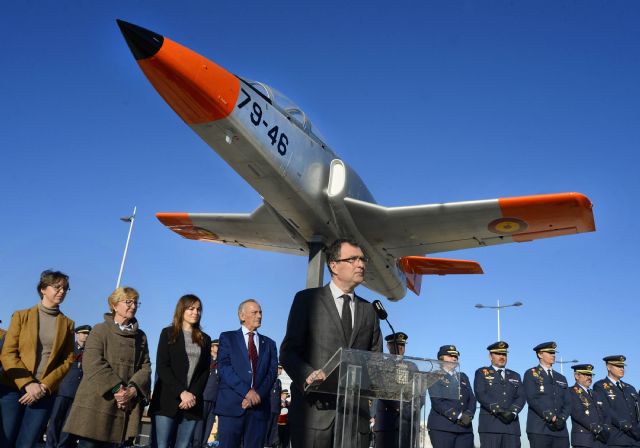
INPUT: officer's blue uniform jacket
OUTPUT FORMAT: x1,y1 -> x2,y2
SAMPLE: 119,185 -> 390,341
569,384 -> 609,448
202,359 -> 219,402
57,344 -> 84,397
592,378 -> 640,447
474,366 -> 525,435
523,366 -> 571,437
428,371 -> 476,433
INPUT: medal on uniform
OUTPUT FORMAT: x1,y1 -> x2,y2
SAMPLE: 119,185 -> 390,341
540,385 -> 545,392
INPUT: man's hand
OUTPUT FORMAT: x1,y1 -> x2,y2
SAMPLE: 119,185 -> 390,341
245,389 -> 261,407
179,390 -> 196,410
305,369 -> 327,385
457,414 -> 473,427
498,411 -> 516,424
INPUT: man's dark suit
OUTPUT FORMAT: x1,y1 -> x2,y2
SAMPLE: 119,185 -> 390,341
280,284 -> 382,448
215,328 -> 278,448
474,366 -> 525,448
592,378 -> 640,447
569,384 -> 609,448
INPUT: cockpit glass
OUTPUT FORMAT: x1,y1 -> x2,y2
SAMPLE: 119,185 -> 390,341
245,79 -> 328,145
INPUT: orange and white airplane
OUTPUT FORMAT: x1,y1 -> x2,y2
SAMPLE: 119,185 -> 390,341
117,20 -> 595,301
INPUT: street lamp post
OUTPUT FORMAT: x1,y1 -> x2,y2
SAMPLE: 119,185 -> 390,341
556,357 -> 579,375
116,206 -> 137,288
475,300 -> 523,341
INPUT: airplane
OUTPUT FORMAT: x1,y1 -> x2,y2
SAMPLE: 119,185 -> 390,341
116,20 -> 596,301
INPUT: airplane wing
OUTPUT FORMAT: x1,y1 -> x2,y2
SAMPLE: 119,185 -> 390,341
344,192 -> 595,257
156,202 -> 307,255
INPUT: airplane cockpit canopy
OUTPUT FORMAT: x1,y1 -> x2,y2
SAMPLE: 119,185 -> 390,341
244,79 -> 332,152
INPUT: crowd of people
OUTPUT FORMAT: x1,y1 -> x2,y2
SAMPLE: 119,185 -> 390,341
0,239 -> 638,448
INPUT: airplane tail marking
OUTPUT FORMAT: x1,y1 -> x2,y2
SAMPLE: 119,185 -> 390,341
496,192 -> 595,242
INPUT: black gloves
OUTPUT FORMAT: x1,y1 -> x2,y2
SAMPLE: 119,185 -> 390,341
498,411 -> 516,424
457,414 -> 473,427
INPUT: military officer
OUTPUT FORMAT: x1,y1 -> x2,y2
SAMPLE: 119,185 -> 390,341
474,341 -> 525,448
592,355 -> 640,447
374,332 -> 418,448
569,364 -> 610,448
523,341 -> 571,448
45,324 -> 91,448
192,338 -> 221,448
427,345 -> 476,448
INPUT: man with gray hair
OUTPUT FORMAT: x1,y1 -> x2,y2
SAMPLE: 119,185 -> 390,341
215,299 -> 278,448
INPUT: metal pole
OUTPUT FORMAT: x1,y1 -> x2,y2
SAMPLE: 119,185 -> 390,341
560,355 -> 564,375
496,299 -> 501,341
116,206 -> 136,288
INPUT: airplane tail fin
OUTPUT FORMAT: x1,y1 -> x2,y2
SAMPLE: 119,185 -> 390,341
398,256 -> 484,295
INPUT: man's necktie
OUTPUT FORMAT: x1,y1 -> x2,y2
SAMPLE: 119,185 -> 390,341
616,381 -> 623,391
588,389 -> 593,397
547,369 -> 553,382
248,332 -> 258,385
497,369 -> 505,383
341,294 -> 352,342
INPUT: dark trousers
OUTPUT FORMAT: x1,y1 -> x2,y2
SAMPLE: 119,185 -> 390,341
192,400 -> 216,447
428,430 -> 474,448
277,424 -> 290,448
46,395 -> 76,448
217,412 -> 267,448
479,433 -> 521,448
77,437 -> 119,448
0,384 -> 55,448
265,412 -> 280,446
528,433 -> 570,448
289,422 -> 369,448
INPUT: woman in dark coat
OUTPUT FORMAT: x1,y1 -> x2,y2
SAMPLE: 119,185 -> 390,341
150,294 -> 211,448
63,287 -> 151,447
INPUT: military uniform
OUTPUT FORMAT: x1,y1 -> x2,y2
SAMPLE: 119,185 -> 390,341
374,332 -> 419,448
568,364 -> 610,448
192,339 -> 220,448
428,345 -> 476,448
45,325 -> 91,448
474,341 -> 525,448
523,342 -> 571,448
592,355 -> 640,447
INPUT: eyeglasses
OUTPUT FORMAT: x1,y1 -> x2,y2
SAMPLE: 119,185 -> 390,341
50,284 -> 70,292
119,300 -> 141,308
335,256 -> 369,264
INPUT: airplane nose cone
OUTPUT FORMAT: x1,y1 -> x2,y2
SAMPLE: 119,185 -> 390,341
117,19 -> 163,60
117,20 -> 240,125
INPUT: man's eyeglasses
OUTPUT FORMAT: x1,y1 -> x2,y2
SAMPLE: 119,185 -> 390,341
50,285 -> 70,292
119,300 -> 141,308
335,256 -> 369,264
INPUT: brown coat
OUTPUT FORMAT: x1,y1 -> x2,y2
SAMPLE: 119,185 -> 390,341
63,314 -> 151,443
0,304 -> 75,392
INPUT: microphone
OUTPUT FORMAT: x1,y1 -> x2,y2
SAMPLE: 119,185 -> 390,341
372,300 -> 388,320
372,300 -> 398,355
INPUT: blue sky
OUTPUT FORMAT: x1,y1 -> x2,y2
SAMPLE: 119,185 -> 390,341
2,0 -> 639,435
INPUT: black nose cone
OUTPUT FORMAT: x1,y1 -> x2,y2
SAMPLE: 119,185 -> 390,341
117,19 -> 164,60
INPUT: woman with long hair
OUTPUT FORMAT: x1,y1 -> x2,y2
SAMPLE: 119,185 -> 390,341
0,270 -> 75,447
63,287 -> 151,447
150,294 -> 212,448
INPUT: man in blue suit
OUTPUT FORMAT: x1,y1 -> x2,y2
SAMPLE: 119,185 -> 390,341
192,339 -> 220,447
569,364 -> 610,448
474,341 -> 526,448
523,341 -> 571,448
592,355 -> 640,448
215,299 -> 278,448
45,324 -> 91,448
